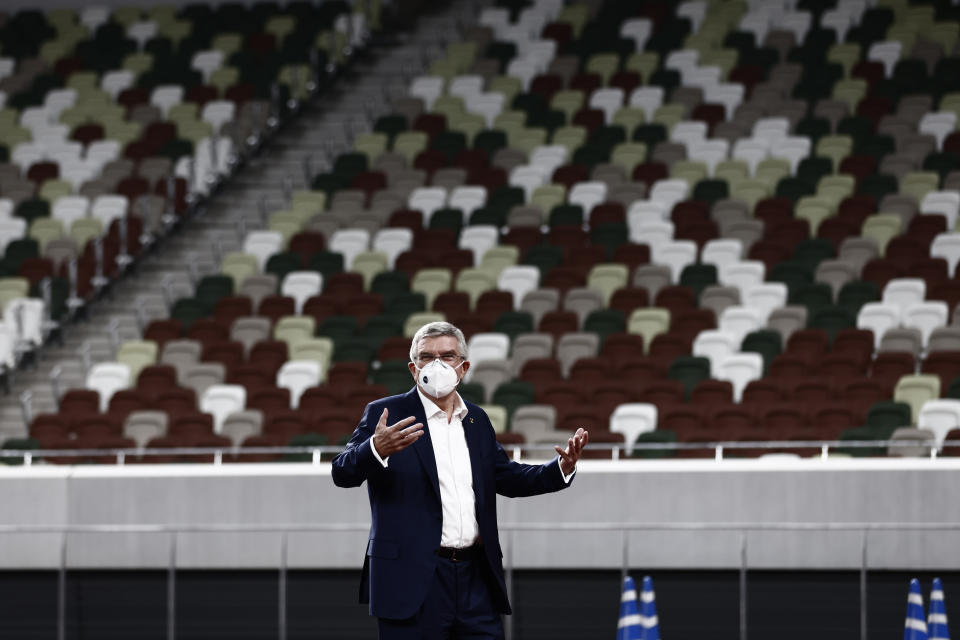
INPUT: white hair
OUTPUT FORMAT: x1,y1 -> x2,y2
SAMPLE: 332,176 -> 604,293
409,321 -> 469,363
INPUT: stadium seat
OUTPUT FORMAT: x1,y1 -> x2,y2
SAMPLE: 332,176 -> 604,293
281,272 -> 322,314
609,403 -> 657,454
716,353 -> 764,402
86,362 -> 132,411
277,361 -> 321,408
510,405 -> 557,443
693,330 -> 739,377
894,375 -> 942,423
887,428 -> 936,457
917,400 -> 960,447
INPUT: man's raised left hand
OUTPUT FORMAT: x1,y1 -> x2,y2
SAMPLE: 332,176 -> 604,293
556,428 -> 588,476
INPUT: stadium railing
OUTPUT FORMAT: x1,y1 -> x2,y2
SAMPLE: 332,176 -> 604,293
0,438 -> 954,465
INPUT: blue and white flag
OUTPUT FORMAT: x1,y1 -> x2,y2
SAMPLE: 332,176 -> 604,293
929,578 -> 950,640
638,575 -> 661,640
906,578 -> 930,640
617,576 -> 641,640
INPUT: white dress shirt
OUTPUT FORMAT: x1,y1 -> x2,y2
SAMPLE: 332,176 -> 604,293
417,389 -> 478,547
371,388 -> 576,548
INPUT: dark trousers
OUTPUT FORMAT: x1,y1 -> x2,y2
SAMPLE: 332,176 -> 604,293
377,555 -> 505,639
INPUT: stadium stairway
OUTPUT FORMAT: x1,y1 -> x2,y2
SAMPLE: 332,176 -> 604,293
0,1 -> 476,442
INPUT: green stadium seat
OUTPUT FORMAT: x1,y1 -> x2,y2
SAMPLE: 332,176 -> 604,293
370,271 -> 410,305
334,337 -> 377,363
583,308 -> 626,346
667,356 -> 711,398
195,275 -> 234,312
283,433 -> 329,462
679,263 -> 717,296
808,306 -> 856,341
384,292 -> 427,320
266,251 -> 304,281
0,438 -> 39,465
633,430 -> 676,459
790,283 -> 834,316
769,261 -> 813,294
170,297 -> 208,331
457,382 -> 485,405
493,311 -> 535,340
837,280 -> 879,317
524,245 -> 564,277
740,330 -> 783,374
793,238 -> 836,271
866,402 -> 913,436
491,380 -> 536,421
308,251 -> 345,278
373,359 -> 416,395
318,315 -> 358,343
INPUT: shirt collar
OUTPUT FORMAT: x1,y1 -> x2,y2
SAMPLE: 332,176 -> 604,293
416,387 -> 469,421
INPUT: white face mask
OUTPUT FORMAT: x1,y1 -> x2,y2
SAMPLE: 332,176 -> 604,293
415,359 -> 463,399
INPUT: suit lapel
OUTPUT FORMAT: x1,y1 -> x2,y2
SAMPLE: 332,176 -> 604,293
406,388 -> 441,504
463,406 -> 485,509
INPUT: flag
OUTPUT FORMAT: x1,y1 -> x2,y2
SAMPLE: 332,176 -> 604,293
638,575 -> 661,640
617,576 -> 641,640
929,578 -> 950,640
907,578 -> 930,640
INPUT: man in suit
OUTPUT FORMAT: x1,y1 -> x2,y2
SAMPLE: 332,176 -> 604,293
332,321 -> 588,639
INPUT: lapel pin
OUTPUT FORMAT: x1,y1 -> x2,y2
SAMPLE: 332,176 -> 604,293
469,417 -> 474,423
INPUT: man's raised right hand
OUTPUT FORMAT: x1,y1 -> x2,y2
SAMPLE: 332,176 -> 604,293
371,408 -> 424,458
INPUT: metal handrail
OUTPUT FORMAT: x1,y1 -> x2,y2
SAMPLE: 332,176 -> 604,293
0,438 -> 955,465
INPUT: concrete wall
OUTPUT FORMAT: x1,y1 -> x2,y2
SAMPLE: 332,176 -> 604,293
3,457 -> 960,571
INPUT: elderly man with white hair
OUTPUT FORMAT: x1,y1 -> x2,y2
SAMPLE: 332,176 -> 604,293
333,321 -> 589,639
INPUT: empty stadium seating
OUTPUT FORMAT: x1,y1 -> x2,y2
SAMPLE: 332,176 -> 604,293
6,0 -> 960,464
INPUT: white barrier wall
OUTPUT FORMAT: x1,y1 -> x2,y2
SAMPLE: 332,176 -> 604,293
2,457 -> 960,570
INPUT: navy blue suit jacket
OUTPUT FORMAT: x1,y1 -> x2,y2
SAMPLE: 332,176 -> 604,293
331,387 -> 573,620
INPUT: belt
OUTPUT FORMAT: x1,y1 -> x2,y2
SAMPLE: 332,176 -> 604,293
435,544 -> 481,562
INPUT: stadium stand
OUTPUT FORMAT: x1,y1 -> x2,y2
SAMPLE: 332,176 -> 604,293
3,0 -> 960,463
